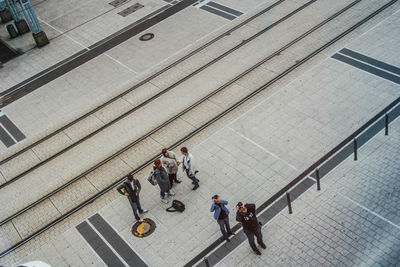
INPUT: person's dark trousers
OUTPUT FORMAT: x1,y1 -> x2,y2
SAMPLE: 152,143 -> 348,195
185,169 -> 199,186
217,217 -> 232,239
128,197 -> 142,221
244,225 -> 264,252
168,173 -> 177,187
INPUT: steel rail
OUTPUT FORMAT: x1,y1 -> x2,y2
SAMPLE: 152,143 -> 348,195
1,0 -> 392,258
0,0 -> 315,189
0,0 -> 358,228
0,0 -> 287,166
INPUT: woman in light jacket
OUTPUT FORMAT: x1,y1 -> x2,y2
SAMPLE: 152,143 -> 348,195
161,148 -> 181,187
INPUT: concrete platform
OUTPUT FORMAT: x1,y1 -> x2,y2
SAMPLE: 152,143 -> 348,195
2,2 -> 399,265
0,0 -> 269,155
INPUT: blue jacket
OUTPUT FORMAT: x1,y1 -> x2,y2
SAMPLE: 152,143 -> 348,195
210,200 -> 230,220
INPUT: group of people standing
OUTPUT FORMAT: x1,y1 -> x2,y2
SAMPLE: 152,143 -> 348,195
117,147 -> 200,220
155,146 -> 200,203
117,146 -> 266,255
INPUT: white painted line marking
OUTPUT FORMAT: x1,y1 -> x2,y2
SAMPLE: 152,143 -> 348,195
98,211 -> 150,266
38,17 -> 90,51
74,227 -> 108,266
103,53 -> 138,74
39,16 -> 137,74
227,126 -> 300,172
0,121 -> 17,143
86,219 -> 130,267
330,188 -> 400,230
194,0 -> 212,8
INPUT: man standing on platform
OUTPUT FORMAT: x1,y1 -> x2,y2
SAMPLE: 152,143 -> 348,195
236,202 -> 266,255
117,174 -> 148,222
180,147 -> 199,190
210,195 -> 233,242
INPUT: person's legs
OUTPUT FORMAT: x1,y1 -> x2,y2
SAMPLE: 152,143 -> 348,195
171,173 -> 180,183
255,225 -> 266,248
186,169 -> 199,189
217,219 -> 228,239
245,230 -> 260,254
224,217 -> 232,234
160,191 -> 165,199
136,195 -> 143,213
168,174 -> 174,187
128,197 -> 140,221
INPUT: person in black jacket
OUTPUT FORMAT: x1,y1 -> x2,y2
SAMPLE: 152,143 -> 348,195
236,202 -> 266,255
117,174 -> 148,222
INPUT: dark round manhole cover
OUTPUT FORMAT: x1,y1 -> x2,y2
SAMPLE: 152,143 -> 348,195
131,218 -> 156,238
139,33 -> 154,41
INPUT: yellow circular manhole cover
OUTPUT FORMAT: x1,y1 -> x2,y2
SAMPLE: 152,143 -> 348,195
131,218 -> 156,238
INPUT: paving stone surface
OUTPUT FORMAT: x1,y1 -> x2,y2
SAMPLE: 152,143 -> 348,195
1,0 -> 399,266
218,116 -> 400,266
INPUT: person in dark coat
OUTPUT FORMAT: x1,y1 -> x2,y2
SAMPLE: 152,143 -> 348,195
154,159 -> 175,204
210,195 -> 234,242
236,202 -> 266,255
117,174 -> 148,222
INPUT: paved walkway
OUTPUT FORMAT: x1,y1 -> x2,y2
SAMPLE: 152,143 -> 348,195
218,112 -> 400,267
9,4 -> 400,266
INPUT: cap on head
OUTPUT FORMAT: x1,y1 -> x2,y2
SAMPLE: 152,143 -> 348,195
212,194 -> 219,200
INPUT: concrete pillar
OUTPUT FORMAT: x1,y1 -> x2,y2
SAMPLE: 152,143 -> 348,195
32,31 -> 49,47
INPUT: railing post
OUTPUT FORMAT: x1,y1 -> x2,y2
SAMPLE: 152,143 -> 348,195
204,257 -> 210,267
316,168 -> 321,191
353,138 -> 357,161
286,192 -> 292,214
385,113 -> 389,136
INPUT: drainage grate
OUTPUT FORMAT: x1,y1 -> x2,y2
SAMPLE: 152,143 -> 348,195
109,0 -> 131,7
118,3 -> 144,17
139,33 -> 154,41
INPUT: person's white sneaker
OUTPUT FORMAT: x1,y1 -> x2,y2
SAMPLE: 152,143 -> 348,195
161,199 -> 169,204
139,209 -> 149,214
168,191 -> 175,196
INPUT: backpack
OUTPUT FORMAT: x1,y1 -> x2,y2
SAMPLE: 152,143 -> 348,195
147,171 -> 157,186
166,200 -> 185,212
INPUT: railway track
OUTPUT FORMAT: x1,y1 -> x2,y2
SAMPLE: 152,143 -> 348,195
0,0 -> 397,260
0,0 -> 289,175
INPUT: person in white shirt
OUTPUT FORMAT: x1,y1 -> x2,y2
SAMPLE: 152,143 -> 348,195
180,147 -> 199,190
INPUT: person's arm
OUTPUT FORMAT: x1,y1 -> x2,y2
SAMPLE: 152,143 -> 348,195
222,200 -> 228,205
210,203 -> 216,212
236,211 -> 243,223
247,204 -> 256,213
135,179 -> 141,193
116,184 -> 126,195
